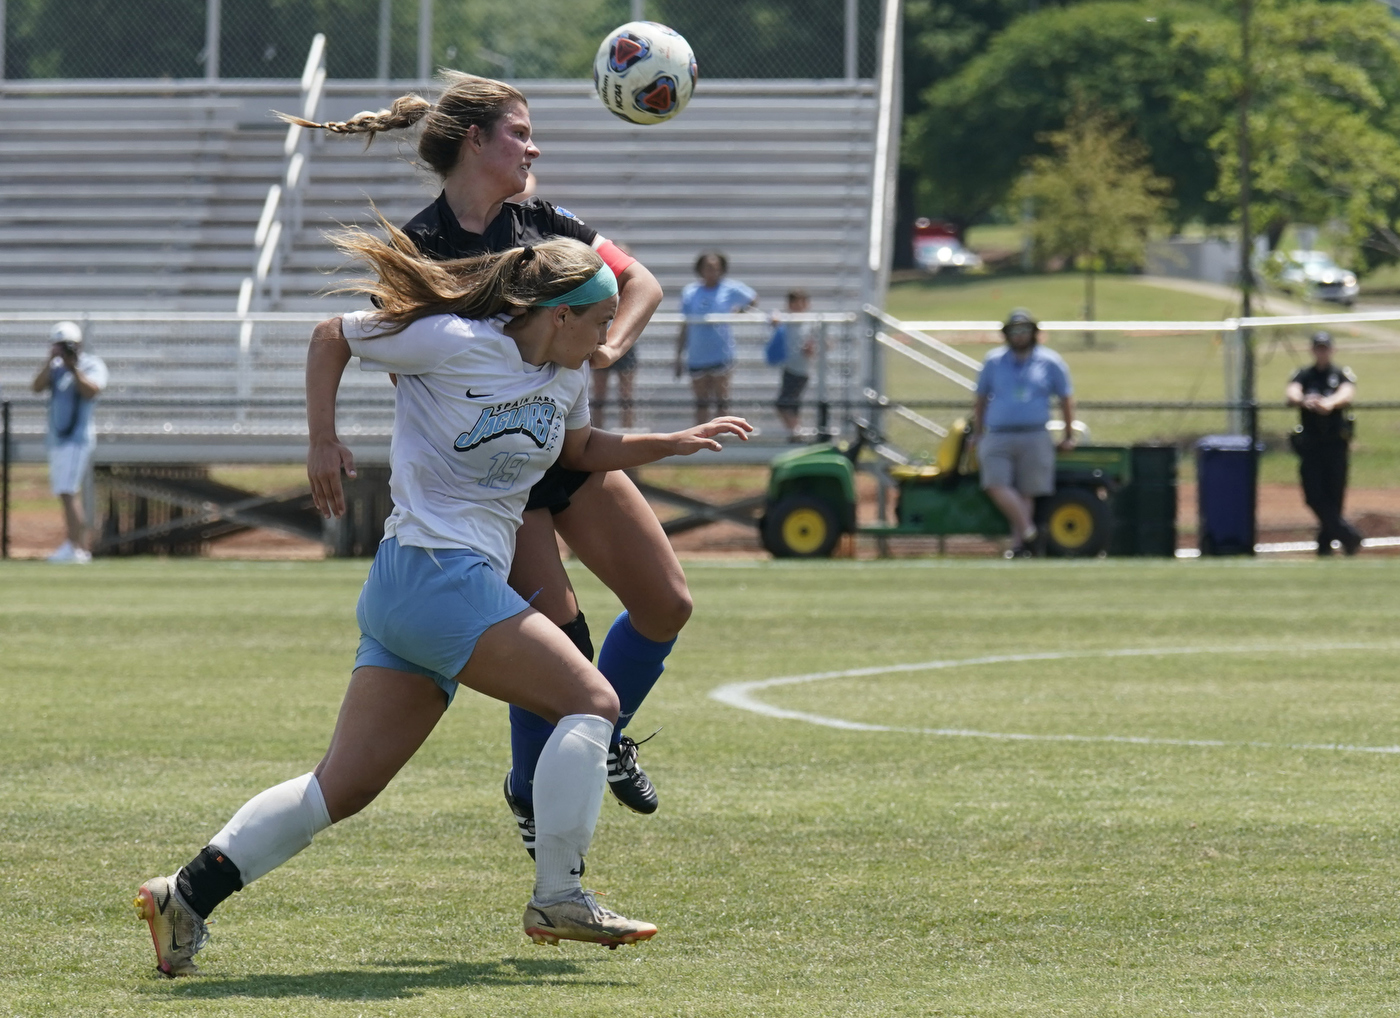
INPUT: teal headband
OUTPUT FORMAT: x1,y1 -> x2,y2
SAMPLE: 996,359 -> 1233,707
535,263 -> 618,308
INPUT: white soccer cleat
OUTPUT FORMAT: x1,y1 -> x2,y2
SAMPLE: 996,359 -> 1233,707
46,542 -> 75,562
523,890 -> 657,949
134,874 -> 210,977
72,548 -> 92,564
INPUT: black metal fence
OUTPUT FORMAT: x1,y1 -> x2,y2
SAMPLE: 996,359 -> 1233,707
1,0 -> 882,81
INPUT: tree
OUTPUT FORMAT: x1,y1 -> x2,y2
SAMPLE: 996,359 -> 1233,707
1013,108 -> 1171,328
1181,0 -> 1400,267
905,1 -> 1225,231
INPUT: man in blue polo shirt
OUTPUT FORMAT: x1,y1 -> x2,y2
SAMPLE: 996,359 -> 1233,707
973,309 -> 1075,557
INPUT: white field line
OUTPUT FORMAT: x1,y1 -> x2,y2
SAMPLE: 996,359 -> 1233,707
709,644 -> 1400,754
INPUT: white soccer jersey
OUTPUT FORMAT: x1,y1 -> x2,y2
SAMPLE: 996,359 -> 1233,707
342,310 -> 590,575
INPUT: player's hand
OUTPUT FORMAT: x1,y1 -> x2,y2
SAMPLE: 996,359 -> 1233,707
308,438 -> 357,518
1057,436 -> 1076,451
667,416 -> 753,455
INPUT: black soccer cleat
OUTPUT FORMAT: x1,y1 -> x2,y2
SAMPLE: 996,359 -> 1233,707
607,734 -> 659,815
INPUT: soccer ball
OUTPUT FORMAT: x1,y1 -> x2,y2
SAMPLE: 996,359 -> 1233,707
593,21 -> 697,125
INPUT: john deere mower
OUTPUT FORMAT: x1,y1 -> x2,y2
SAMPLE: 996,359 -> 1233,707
758,420 -> 1175,559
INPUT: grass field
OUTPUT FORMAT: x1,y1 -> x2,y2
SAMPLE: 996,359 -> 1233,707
4,557 -> 1400,1016
883,274 -> 1400,487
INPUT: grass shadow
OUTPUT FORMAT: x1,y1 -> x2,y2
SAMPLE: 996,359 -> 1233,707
146,955 -> 631,1000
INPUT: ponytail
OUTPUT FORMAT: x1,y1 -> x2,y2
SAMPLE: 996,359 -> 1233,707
275,71 -> 527,176
276,94 -> 432,141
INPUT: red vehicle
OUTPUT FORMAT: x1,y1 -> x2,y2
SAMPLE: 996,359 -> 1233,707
912,218 -> 982,274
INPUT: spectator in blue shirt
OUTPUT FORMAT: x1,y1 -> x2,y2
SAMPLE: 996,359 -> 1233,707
674,251 -> 757,424
972,310 -> 1075,556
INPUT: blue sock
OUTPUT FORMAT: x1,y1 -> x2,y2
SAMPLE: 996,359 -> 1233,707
596,611 -> 677,745
508,704 -> 555,806
508,612 -> 677,803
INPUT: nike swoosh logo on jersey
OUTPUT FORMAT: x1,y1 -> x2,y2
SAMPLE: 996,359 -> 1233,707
465,389 -> 492,399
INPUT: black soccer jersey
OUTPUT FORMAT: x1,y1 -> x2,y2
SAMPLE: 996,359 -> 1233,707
401,192 -> 598,262
1291,363 -> 1356,440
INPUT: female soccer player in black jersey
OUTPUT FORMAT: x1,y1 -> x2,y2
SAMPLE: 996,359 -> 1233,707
288,74 -> 687,850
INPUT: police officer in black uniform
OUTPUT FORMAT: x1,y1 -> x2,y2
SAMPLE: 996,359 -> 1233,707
1285,331 -> 1361,556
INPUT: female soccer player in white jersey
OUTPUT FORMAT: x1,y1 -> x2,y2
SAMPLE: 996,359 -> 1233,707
133,231 -> 750,977
286,75 -> 696,841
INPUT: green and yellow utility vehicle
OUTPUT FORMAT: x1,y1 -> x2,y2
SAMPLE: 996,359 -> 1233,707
757,421 -> 1176,559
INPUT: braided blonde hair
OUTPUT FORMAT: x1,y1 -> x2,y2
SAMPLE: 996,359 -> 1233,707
333,216 -> 605,333
276,72 -> 527,177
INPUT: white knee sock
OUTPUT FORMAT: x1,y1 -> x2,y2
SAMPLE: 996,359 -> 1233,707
531,713 -> 611,904
209,772 -> 332,885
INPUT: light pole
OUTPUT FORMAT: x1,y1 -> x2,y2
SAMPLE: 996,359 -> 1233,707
1236,0 -> 1257,441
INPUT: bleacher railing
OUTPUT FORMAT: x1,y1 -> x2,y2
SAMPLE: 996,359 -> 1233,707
238,33 -> 326,318
0,310 -> 862,464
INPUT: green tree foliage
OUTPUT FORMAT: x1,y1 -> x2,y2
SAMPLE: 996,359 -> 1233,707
1183,0 -> 1400,266
1014,108 -> 1171,319
904,0 -> 1400,272
903,0 -> 1059,111
905,1 -> 1225,230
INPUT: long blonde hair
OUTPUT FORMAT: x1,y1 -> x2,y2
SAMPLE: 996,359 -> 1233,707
334,219 -> 605,332
277,72 -> 527,178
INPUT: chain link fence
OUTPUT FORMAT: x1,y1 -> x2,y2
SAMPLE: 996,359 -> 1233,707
1,0 -> 882,81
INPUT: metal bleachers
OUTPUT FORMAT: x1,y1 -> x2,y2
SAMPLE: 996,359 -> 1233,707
0,79 -> 878,315
0,76 -> 882,467
0,310 -> 862,469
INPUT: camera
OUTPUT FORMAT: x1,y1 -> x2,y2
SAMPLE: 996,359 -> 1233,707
56,340 -> 78,358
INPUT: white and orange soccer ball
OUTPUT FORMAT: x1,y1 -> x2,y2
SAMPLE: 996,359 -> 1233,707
593,21 -> 697,125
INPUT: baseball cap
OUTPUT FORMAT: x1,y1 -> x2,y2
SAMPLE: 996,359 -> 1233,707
1003,309 -> 1037,331
50,321 -> 83,344
1310,330 -> 1334,347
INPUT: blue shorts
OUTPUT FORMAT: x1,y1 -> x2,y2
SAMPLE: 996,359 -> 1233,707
354,537 -> 532,705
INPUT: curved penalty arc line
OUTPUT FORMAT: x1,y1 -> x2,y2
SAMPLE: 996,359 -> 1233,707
708,643 -> 1400,755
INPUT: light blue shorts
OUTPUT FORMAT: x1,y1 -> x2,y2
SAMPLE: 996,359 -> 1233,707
354,537 -> 531,705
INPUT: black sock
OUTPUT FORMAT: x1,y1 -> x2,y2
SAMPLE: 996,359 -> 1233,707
560,611 -> 594,661
176,845 -> 244,920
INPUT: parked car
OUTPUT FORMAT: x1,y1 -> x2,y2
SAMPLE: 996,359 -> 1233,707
912,218 -> 983,274
1266,249 -> 1359,306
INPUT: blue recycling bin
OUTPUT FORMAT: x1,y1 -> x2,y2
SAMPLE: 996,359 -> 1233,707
1196,435 -> 1258,556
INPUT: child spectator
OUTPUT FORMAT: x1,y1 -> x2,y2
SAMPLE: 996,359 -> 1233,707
770,289 -> 816,441
674,251 -> 757,424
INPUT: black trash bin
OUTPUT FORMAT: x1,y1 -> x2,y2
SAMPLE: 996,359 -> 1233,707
1196,435 -> 1258,556
1109,445 -> 1179,557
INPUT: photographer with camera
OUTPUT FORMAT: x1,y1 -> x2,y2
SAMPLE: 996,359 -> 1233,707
31,321 -> 108,563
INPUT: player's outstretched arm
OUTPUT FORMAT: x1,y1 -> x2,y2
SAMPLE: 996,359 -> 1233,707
558,417 -> 752,473
306,317 -> 357,518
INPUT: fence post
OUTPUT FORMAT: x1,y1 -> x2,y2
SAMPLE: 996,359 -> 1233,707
816,321 -> 831,438
377,0 -> 392,81
2,400 -> 10,560
844,0 -> 858,81
418,0 -> 433,81
0,0 -> 7,82
205,0 -> 221,81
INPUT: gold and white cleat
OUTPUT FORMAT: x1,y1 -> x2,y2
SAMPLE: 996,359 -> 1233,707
523,891 -> 657,950
134,874 -> 210,977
